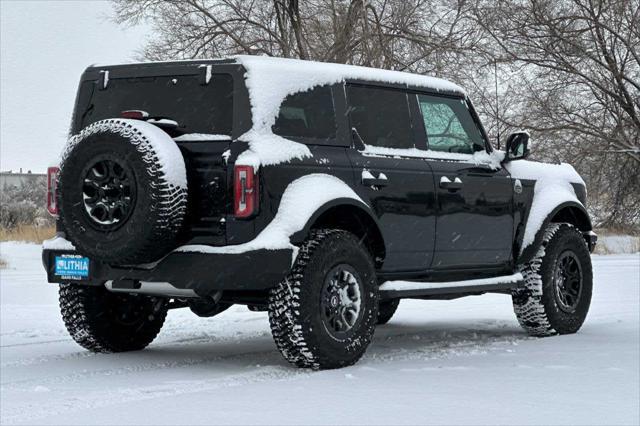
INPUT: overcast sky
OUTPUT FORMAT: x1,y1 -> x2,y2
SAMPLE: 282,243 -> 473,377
1,0 -> 148,173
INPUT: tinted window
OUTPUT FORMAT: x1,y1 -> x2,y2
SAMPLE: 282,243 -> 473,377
81,74 -> 234,135
272,85 -> 336,143
417,94 -> 485,154
347,85 -> 413,149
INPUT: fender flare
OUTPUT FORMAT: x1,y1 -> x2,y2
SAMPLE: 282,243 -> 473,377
517,201 -> 592,265
290,197 -> 386,260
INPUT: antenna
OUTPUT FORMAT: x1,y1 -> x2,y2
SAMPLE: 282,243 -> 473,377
494,59 -> 500,150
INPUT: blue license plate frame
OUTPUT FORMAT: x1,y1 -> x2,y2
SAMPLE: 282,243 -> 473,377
54,254 -> 90,281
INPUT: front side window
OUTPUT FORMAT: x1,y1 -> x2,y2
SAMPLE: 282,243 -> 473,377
272,85 -> 336,143
417,94 -> 485,154
346,85 -> 413,149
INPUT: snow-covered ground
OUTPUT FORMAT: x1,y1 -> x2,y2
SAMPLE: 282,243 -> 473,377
1,242 -> 638,425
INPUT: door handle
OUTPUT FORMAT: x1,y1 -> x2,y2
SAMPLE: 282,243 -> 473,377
362,170 -> 389,187
440,176 -> 463,191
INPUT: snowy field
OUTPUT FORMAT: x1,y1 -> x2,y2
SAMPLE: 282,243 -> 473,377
0,242 -> 638,425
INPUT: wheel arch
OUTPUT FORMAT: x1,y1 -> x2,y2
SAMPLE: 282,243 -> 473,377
518,201 -> 592,265
290,199 -> 386,267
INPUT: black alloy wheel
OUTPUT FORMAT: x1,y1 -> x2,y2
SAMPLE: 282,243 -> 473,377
82,156 -> 136,230
320,264 -> 363,340
553,250 -> 583,313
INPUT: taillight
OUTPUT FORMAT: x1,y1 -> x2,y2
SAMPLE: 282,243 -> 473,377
46,166 -> 59,216
233,165 -> 258,218
121,110 -> 149,120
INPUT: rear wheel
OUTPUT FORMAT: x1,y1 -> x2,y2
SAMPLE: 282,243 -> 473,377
268,229 -> 378,369
512,223 -> 593,336
59,283 -> 168,352
377,299 -> 400,325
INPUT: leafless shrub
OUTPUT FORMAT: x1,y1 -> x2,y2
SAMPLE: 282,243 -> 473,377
0,180 -> 54,230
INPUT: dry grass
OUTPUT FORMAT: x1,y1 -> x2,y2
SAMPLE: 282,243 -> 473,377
0,225 -> 56,244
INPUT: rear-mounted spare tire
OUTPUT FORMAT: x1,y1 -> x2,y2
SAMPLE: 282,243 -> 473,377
58,119 -> 188,264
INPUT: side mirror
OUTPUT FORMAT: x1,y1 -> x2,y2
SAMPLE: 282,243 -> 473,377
504,131 -> 530,161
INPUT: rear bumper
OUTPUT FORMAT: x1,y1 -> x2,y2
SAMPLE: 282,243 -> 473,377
42,243 -> 293,297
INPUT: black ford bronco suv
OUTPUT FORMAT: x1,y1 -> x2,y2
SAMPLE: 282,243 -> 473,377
43,56 -> 597,369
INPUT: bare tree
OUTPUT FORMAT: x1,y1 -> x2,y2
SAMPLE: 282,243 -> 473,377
471,0 -> 640,227
111,0 -> 639,228
112,1 -> 482,69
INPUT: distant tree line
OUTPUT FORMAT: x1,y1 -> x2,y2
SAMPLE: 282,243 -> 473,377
113,0 -> 640,230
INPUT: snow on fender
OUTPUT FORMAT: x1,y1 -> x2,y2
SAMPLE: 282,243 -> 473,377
506,160 -> 586,256
177,174 -> 367,262
57,118 -> 188,264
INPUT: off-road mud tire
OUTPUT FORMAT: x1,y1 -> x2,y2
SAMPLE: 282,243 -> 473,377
59,283 -> 167,352
512,223 -> 593,336
268,229 -> 379,369
58,119 -> 187,264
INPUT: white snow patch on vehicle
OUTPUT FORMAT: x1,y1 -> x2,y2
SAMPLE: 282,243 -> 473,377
362,145 -> 505,168
235,131 -> 312,170
361,169 -> 376,180
506,160 -> 585,253
146,118 -> 179,126
42,236 -> 76,251
506,160 -> 585,185
63,119 -> 187,189
380,273 -> 523,291
173,133 -> 231,142
233,55 -> 464,170
176,174 -> 365,259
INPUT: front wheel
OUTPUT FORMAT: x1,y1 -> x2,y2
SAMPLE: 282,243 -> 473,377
268,229 -> 379,369
512,223 -> 593,336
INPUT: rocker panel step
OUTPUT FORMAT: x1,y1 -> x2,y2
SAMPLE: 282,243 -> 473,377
378,273 -> 523,299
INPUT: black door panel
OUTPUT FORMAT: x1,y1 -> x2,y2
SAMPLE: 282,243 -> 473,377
344,84 -> 437,272
348,152 -> 436,271
429,161 -> 514,269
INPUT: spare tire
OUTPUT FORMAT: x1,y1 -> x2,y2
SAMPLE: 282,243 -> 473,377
58,119 -> 188,264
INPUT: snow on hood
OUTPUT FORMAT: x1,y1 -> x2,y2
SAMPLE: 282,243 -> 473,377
233,55 -> 465,170
506,160 -> 585,253
505,160 -> 585,185
176,174 -> 366,260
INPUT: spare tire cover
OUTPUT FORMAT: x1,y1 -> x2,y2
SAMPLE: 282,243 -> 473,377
58,119 -> 188,264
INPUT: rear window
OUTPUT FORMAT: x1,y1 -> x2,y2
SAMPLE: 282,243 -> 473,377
272,85 -> 336,144
79,74 -> 234,135
346,85 -> 413,149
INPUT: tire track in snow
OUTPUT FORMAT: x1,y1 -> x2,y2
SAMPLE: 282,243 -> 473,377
2,325 -> 531,424
2,364 -> 312,425
0,329 -> 273,368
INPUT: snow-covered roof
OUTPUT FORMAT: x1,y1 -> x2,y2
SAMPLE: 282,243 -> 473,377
234,55 -> 464,94
94,55 -> 464,95
90,56 -> 465,170
232,56 -> 465,169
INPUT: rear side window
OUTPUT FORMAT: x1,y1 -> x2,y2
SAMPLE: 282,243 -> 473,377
417,94 -> 485,154
346,85 -> 413,149
81,74 -> 234,135
272,85 -> 336,143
